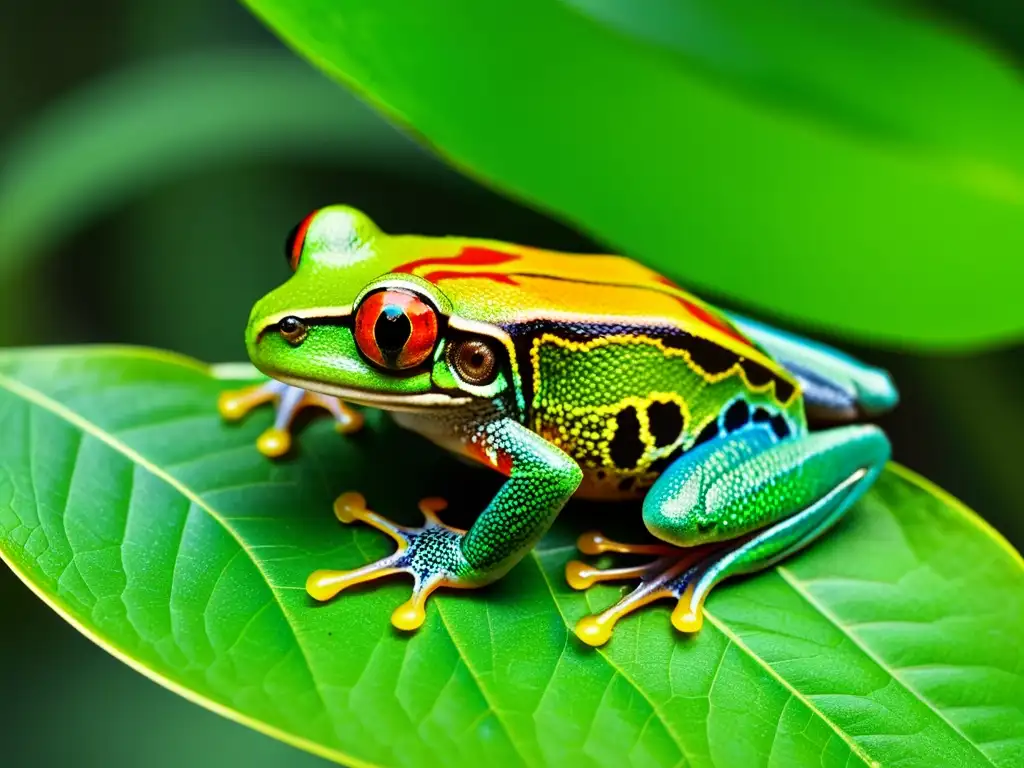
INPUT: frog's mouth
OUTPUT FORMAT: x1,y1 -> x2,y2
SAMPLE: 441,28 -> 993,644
273,373 -> 472,412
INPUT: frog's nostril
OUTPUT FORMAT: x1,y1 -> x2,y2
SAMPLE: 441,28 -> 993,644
277,316 -> 308,346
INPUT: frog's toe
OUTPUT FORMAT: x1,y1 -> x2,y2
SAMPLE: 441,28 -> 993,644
256,427 -> 292,458
307,493 -> 474,631
574,530 -> 679,558
219,380 -> 362,458
304,390 -> 364,435
567,529 -> 731,647
571,556 -> 693,647
218,381 -> 279,421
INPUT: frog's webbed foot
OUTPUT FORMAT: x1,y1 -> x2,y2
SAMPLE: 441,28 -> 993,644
565,531 -> 734,647
218,380 -> 363,458
307,493 -> 477,631
569,426 -> 892,647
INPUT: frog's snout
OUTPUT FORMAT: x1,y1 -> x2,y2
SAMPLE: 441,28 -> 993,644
244,310 -> 309,377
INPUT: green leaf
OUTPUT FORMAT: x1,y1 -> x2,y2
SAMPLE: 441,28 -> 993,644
0,50 -> 431,280
242,0 -> 1024,350
0,346 -> 1021,767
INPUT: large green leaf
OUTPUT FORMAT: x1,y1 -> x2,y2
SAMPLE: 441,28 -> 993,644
0,346 -> 1021,766
242,0 -> 1024,350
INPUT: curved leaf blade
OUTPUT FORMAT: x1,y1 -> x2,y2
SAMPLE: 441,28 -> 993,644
0,347 -> 1021,766
242,0 -> 1024,349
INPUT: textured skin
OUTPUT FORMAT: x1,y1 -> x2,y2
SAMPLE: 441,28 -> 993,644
526,331 -> 803,499
604,422 -> 892,642
230,205 -> 899,635
645,424 -> 891,546
460,420 -> 582,573
726,311 -> 899,419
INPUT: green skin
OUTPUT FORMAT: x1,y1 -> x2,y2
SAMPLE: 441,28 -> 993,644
237,206 -> 897,642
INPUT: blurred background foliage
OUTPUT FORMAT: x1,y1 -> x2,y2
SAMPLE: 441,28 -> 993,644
0,1 -> 1021,766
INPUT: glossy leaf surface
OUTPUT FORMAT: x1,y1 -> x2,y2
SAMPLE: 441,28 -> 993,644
243,0 -> 1024,349
0,347 -> 1021,766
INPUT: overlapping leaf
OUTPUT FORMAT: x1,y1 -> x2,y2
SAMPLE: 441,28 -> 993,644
243,0 -> 1024,349
0,347 -> 1021,766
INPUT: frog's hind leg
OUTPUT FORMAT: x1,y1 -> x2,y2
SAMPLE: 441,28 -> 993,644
724,311 -> 898,420
219,380 -> 363,458
568,424 -> 889,646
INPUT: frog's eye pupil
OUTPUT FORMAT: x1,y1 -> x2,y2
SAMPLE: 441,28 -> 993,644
354,289 -> 438,370
374,305 -> 412,352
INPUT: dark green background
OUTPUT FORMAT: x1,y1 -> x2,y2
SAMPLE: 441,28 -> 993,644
1,2 -> 1020,766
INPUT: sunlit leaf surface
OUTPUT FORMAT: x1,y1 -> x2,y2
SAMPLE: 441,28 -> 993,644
0,347 -> 1021,766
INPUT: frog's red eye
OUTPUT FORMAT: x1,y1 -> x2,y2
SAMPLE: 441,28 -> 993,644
284,211 -> 316,271
354,290 -> 439,370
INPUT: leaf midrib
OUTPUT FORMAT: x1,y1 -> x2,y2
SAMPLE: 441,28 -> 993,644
434,603 -> 534,767
530,548 -> 699,767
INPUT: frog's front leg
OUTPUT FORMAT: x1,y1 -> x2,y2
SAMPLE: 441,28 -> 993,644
218,380 -> 363,458
307,419 -> 583,630
567,425 -> 889,646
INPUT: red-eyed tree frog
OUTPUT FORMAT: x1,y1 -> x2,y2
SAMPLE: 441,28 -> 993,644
220,206 -> 897,646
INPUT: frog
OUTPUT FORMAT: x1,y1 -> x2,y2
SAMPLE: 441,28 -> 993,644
219,205 -> 897,647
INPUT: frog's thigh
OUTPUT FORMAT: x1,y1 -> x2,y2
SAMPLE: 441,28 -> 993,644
643,425 -> 889,616
724,310 -> 898,419
644,425 -> 891,547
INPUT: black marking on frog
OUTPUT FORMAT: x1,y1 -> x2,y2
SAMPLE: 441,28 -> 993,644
770,414 -> 791,440
692,418 -> 720,448
723,399 -> 750,432
648,400 -> 686,448
648,444 -> 685,475
610,405 -> 645,469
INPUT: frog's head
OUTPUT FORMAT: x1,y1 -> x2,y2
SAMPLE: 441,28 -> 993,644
245,206 -> 514,411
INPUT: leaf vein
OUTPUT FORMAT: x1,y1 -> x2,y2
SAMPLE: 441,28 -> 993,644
528,551 -> 694,767
0,371 -> 341,749
702,609 -> 874,767
777,565 -> 1000,766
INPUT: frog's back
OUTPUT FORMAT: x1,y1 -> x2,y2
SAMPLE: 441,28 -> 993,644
391,235 -> 757,344
391,236 -> 806,499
